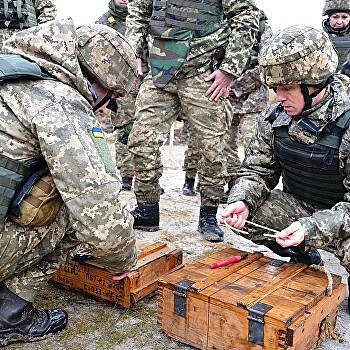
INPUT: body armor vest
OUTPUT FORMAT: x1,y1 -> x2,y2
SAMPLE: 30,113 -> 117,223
149,0 -> 222,39
271,109 -> 350,209
329,35 -> 350,71
0,54 -> 53,225
0,0 -> 37,29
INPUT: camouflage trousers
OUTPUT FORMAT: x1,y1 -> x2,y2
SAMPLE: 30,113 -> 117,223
183,113 -> 241,182
237,112 -> 259,150
0,207 -> 80,302
113,93 -> 137,178
115,140 -> 134,177
128,71 -> 232,206
182,121 -> 198,179
235,189 -> 350,274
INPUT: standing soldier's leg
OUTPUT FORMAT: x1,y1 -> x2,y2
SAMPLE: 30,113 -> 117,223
221,112 -> 241,203
179,71 -> 229,242
115,140 -> 134,190
128,75 -> 180,231
182,121 -> 200,196
239,112 -> 259,151
112,91 -> 138,191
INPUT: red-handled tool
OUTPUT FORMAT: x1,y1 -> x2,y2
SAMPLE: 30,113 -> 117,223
209,253 -> 248,269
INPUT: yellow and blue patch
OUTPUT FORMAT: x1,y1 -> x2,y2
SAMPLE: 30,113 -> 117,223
92,126 -> 105,139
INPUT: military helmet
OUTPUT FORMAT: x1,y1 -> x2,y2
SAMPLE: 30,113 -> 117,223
76,24 -> 138,94
259,25 -> 338,87
322,0 -> 350,16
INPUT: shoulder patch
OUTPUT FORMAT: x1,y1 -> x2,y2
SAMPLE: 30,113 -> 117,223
92,127 -> 104,138
108,16 -> 116,24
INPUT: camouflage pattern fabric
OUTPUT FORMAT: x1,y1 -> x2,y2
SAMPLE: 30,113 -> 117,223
126,0 -> 261,83
228,74 -> 350,274
228,21 -> 272,150
128,71 -> 232,206
115,140 -> 134,177
0,0 -> 56,47
182,123 -> 200,179
126,0 -> 260,207
260,25 -> 338,86
322,0 -> 350,16
95,2 -> 141,178
183,16 -> 271,179
0,18 -> 137,301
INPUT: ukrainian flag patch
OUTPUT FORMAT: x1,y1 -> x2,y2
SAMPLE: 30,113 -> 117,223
92,127 -> 104,138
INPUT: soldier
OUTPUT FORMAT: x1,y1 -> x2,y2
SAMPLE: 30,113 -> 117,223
322,0 -> 350,76
222,10 -> 273,202
96,0 -> 148,191
0,0 -> 56,46
220,26 -> 350,308
126,0 -> 261,242
181,10 -> 272,203
0,18 -> 138,346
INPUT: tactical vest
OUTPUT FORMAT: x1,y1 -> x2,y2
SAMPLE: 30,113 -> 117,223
0,54 -> 53,225
270,109 -> 350,209
329,35 -> 350,71
149,0 -> 222,39
0,0 -> 37,29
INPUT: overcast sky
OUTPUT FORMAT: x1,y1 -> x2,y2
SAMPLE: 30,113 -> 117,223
55,0 -> 325,31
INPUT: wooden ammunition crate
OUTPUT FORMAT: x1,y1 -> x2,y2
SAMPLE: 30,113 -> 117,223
51,240 -> 183,308
158,247 -> 346,350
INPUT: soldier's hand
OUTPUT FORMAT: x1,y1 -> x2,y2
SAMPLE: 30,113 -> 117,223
112,271 -> 130,281
204,69 -> 233,102
219,201 -> 249,229
276,221 -> 305,247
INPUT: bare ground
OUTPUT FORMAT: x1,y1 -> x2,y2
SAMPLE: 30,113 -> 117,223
8,144 -> 350,350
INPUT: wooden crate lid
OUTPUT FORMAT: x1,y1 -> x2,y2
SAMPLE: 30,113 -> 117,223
85,240 -> 178,270
158,247 -> 342,327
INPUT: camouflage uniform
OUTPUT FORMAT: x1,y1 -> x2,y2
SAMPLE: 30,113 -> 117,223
0,18 -> 137,302
183,13 -> 272,188
126,0 -> 260,210
0,0 -> 56,47
322,0 -> 350,75
228,26 -> 350,274
96,0 -> 146,181
226,14 -> 272,179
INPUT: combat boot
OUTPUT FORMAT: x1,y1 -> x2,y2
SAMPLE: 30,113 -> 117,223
182,177 -> 196,196
198,205 -> 224,242
121,176 -> 133,191
0,283 -> 68,346
131,202 -> 159,231
267,242 -> 322,266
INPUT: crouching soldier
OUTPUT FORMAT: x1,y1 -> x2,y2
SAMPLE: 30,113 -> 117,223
0,18 -> 138,346
221,25 -> 350,309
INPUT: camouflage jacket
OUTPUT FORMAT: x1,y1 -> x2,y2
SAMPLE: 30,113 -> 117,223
126,0 -> 260,79
0,0 -> 57,46
229,21 -> 272,114
0,18 -> 137,273
228,74 -> 350,248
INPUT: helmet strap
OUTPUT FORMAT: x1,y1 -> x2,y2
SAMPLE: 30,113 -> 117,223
300,77 -> 332,112
93,90 -> 113,112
